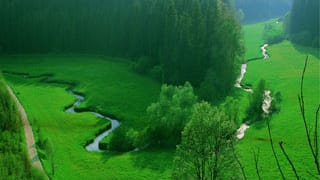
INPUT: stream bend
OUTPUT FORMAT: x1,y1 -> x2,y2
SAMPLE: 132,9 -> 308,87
235,44 -> 271,140
65,90 -> 121,152
2,71 -> 120,152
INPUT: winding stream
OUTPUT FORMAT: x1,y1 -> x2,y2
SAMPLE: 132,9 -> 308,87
236,44 -> 271,140
261,44 -> 269,59
3,71 -> 121,152
65,90 -> 120,152
262,90 -> 272,115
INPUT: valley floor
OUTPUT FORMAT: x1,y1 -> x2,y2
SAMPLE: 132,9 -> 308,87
0,19 -> 319,179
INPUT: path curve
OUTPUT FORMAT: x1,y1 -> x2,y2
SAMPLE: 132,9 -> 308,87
6,86 -> 48,177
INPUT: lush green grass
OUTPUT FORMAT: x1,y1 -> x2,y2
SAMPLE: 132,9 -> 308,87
0,56 -> 160,128
1,18 -> 319,179
243,19 -> 282,60
243,21 -> 265,60
0,57 -> 174,179
236,20 -> 320,179
0,76 -> 44,179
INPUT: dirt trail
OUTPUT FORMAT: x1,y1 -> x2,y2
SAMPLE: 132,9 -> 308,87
6,86 -> 47,176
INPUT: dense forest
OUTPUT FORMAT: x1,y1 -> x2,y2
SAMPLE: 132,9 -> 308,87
234,0 -> 292,23
0,0 -> 243,100
285,0 -> 320,47
0,0 -> 319,179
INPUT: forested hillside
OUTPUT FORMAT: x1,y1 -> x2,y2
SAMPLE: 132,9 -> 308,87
234,0 -> 292,23
0,0 -> 243,99
285,0 -> 320,47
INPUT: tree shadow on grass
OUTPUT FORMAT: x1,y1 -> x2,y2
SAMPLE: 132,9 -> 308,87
98,147 -> 175,173
292,43 -> 320,59
129,147 -> 175,172
250,119 -> 267,129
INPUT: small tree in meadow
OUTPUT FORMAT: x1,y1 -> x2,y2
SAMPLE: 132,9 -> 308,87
173,102 -> 238,179
145,82 -> 197,147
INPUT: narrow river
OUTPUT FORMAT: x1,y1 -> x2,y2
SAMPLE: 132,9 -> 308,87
236,44 -> 271,140
3,72 -> 122,152
65,90 -> 121,152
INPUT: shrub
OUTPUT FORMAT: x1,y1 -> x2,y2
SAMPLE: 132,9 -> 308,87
131,56 -> 154,74
263,23 -> 285,44
108,126 -> 137,152
246,79 -> 266,123
270,91 -> 282,113
143,82 -> 197,147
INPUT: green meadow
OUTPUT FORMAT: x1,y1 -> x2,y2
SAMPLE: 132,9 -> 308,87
0,19 -> 319,179
2,58 -> 173,179
236,20 -> 320,178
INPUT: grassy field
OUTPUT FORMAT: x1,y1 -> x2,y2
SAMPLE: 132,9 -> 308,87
236,20 -> 320,179
243,18 -> 283,60
0,18 -> 319,179
243,21 -> 265,60
0,56 -> 160,128
1,57 -> 173,179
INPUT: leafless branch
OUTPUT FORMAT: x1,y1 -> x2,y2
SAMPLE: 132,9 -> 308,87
253,148 -> 261,180
267,119 -> 286,179
232,142 -> 247,180
298,56 -> 320,174
279,141 -> 299,179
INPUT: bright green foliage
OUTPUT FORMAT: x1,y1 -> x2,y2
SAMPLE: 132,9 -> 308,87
245,79 -> 266,123
238,39 -> 320,178
145,82 -> 197,147
0,58 -> 173,179
220,96 -> 240,123
108,126 -> 139,152
242,21 -> 265,59
263,22 -> 285,44
0,0 -> 244,99
0,76 -> 45,179
173,102 -> 237,179
0,82 -> 20,132
286,0 -> 320,47
270,91 -> 282,114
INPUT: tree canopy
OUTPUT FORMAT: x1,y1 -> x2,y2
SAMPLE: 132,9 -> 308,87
234,0 -> 292,23
145,82 -> 197,146
173,102 -> 237,179
0,0 -> 244,98
286,0 -> 320,47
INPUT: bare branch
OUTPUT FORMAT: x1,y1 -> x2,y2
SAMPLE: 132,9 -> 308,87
298,56 -> 320,174
232,142 -> 247,180
267,119 -> 286,179
253,148 -> 261,180
315,105 -> 320,168
307,170 -> 320,180
279,141 -> 300,179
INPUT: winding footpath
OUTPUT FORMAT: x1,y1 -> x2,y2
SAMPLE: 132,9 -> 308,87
236,44 -> 271,140
6,86 -> 48,178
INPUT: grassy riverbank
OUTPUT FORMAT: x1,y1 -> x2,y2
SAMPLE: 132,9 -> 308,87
0,18 -> 318,179
2,58 -> 172,179
0,56 -> 160,127
236,20 -> 320,178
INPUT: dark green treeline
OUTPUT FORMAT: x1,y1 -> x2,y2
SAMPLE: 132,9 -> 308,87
235,0 -> 292,23
0,0 -> 243,97
286,0 -> 319,47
